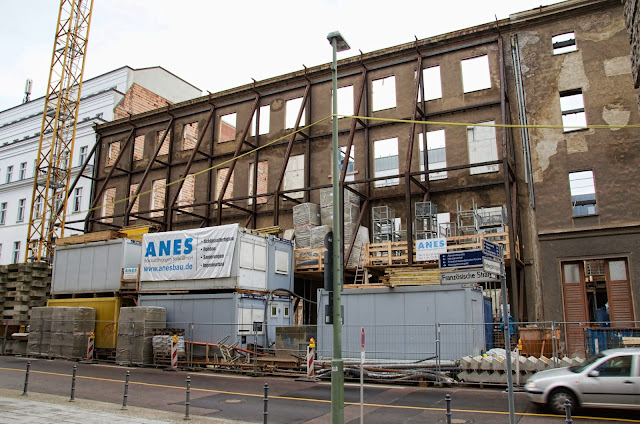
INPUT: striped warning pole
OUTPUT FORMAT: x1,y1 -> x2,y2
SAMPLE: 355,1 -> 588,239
171,334 -> 178,370
86,332 -> 95,361
307,337 -> 316,378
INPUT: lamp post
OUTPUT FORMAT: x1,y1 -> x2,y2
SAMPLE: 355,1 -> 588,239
327,30 -> 350,424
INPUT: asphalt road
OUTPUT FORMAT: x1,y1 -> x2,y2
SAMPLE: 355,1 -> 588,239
1,355 -> 638,424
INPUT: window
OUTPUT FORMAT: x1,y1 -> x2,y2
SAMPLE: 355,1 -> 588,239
275,250 -> 289,275
283,154 -> 305,198
372,76 -> 396,111
237,307 -> 264,334
569,170 -> 597,216
129,184 -> 139,219
0,202 -> 6,225
283,306 -> 290,318
177,174 -> 195,213
461,55 -> 491,93
552,32 -> 577,55
467,122 -> 499,174
560,90 -> 587,132
12,241 -> 21,264
6,165 -> 13,183
332,85 -> 354,118
251,105 -> 270,136
419,66 -> 442,101
107,141 -> 120,166
157,129 -> 170,155
102,188 -> 116,223
34,196 -> 43,218
133,136 -> 144,161
270,305 -> 278,318
151,179 -> 165,217
183,122 -> 198,150
219,113 -> 236,143
248,161 -> 268,205
285,97 -> 305,129
0,244 -> 2,261
72,187 -> 83,213
79,146 -> 88,166
336,146 -> 356,182
19,162 -> 27,180
374,138 -> 399,187
16,198 -> 25,222
239,241 -> 266,271
215,168 -> 234,205
595,355 -> 632,377
419,130 -> 447,181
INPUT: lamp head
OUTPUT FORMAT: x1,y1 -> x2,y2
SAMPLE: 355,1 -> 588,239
327,31 -> 350,52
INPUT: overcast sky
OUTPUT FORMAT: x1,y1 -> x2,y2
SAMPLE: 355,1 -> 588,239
0,0 -> 563,111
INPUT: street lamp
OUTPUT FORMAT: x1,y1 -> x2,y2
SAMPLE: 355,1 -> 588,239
327,30 -> 350,424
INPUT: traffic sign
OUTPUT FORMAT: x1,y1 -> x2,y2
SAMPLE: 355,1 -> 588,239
441,269 -> 499,284
483,256 -> 504,277
482,239 -> 502,259
439,250 -> 483,269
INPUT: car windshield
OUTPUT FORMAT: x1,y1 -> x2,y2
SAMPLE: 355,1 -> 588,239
568,353 -> 605,373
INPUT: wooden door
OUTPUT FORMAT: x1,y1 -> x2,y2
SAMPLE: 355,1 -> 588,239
605,259 -> 635,328
562,262 -> 588,357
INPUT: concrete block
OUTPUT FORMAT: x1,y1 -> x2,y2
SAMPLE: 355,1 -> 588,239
470,355 -> 484,370
560,357 -> 574,367
460,355 -> 474,370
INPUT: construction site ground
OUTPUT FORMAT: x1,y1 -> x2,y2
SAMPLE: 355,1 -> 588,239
1,355 -> 638,423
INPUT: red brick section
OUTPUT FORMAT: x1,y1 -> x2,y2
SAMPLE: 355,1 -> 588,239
216,168 -> 234,207
114,83 -> 173,120
129,183 -> 139,219
178,174 -> 195,212
183,122 -> 198,150
102,188 -> 116,223
133,135 -> 145,161
156,130 -> 171,155
219,116 -> 236,143
151,179 -> 166,217
249,161 -> 268,205
106,141 -> 120,167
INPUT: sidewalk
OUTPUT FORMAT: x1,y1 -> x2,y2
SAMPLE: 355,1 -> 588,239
0,389 -> 254,424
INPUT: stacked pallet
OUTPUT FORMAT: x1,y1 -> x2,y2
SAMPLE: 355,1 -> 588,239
152,328 -> 186,363
28,306 -> 96,359
293,203 -> 321,248
116,307 -> 166,365
381,267 -> 440,287
0,263 -> 51,324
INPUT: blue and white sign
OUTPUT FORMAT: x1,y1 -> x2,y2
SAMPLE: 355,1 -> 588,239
439,250 -> 483,269
482,239 -> 502,259
141,224 -> 238,281
416,237 -> 447,261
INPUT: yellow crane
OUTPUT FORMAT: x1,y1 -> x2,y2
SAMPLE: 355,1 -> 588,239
26,0 -> 94,262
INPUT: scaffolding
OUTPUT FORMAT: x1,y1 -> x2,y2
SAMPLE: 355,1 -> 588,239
456,199 -> 479,236
372,206 -> 395,243
414,201 -> 438,240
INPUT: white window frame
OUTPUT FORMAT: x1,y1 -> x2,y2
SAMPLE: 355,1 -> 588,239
79,145 -> 88,166
73,187 -> 83,213
275,250 -> 290,275
6,165 -> 13,183
16,198 -> 25,222
461,55 -> 491,93
19,162 -> 27,180
283,305 -> 290,318
12,241 -> 21,264
372,75 -> 396,111
270,304 -> 279,318
0,202 -> 6,225
560,90 -> 587,132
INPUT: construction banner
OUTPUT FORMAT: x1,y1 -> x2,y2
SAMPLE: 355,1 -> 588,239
140,224 -> 238,281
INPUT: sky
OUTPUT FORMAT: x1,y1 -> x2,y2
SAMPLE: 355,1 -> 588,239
0,0 -> 564,111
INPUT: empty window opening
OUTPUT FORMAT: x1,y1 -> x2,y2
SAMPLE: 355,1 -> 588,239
283,154 -> 305,199
374,138 -> 399,187
219,113 -> 236,143
151,179 -> 166,217
467,122 -> 499,175
216,168 -> 234,207
335,146 -> 356,182
560,90 -> 587,132
102,187 -> 116,223
569,170 -> 597,216
183,122 -> 198,150
248,161 -> 268,205
72,187 -> 83,213
333,85 -> 354,118
251,105 -> 271,136
419,130 -> 447,181
461,55 -> 491,93
129,184 -> 139,219
178,174 -> 196,213
419,66 -> 442,101
285,97 -> 305,129
133,135 -> 144,161
157,129 -> 171,155
372,76 -> 396,111
552,32 -> 577,55
107,142 -> 120,167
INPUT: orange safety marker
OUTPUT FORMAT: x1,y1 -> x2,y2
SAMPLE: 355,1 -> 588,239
307,338 -> 316,378
171,334 -> 178,369
86,332 -> 95,361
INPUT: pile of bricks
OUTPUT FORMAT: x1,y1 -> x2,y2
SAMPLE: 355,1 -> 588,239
0,263 -> 51,324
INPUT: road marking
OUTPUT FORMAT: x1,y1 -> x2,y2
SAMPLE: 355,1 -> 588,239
1,366 -> 639,422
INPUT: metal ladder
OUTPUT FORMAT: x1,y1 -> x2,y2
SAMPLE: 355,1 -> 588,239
353,248 -> 366,285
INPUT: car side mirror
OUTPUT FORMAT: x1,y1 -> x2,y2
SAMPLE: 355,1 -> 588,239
588,370 -> 600,377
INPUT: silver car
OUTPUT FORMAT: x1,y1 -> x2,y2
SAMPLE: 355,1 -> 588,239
525,347 -> 640,415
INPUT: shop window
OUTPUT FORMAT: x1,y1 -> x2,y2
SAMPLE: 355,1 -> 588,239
251,105 -> 270,136
569,170 -> 597,216
560,90 -> 587,132
372,75 -> 396,111
285,97 -> 305,129
419,130 -> 447,181
461,55 -> 491,93
552,32 -> 577,55
374,138 -> 399,187
467,122 -> 498,174
183,122 -> 198,150
219,113 -> 236,143
283,154 -> 305,199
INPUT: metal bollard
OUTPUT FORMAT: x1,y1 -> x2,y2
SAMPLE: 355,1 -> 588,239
122,371 -> 130,410
22,361 -> 31,396
184,376 -> 191,421
69,365 -> 77,402
263,383 -> 269,424
564,399 -> 573,423
445,394 -> 452,424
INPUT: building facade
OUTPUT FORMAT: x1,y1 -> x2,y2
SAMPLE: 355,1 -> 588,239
88,0 -> 638,336
0,66 -> 201,265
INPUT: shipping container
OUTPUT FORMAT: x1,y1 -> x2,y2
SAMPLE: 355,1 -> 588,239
51,239 -> 142,294
47,297 -> 122,349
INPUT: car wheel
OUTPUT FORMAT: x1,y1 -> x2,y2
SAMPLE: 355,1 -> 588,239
548,388 -> 577,415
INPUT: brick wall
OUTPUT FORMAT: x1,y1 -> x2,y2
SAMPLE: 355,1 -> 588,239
183,122 -> 198,150
129,183 -> 139,218
177,174 -> 195,213
114,83 -> 173,120
133,135 -> 145,161
249,161 -> 268,204
151,179 -> 166,217
102,188 -> 116,223
157,130 -> 171,155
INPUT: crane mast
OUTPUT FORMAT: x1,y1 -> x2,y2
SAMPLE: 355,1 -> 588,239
26,0 -> 94,262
